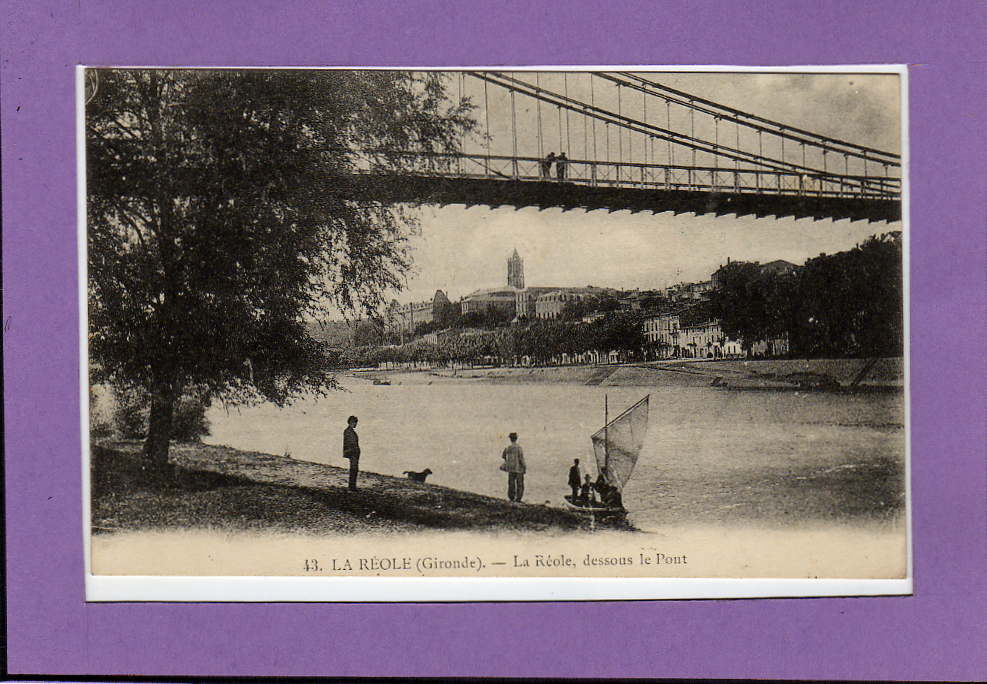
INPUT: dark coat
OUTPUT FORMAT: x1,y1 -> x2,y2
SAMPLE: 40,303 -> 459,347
343,426 -> 360,459
568,464 -> 582,488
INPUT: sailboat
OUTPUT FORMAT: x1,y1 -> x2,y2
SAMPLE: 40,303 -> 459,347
564,394 -> 650,514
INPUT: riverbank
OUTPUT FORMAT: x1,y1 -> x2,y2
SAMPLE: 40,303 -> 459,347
91,442 -> 598,535
361,357 -> 903,390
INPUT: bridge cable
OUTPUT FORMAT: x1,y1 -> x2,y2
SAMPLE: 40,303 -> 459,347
510,86 -> 518,177
643,87 -> 648,167
458,72 -> 464,174
583,84 -> 589,166
617,83 -> 623,181
564,73 -> 571,157
667,100 -> 672,167
468,70 -> 884,183
590,76 -> 597,167
690,102 -> 696,180
536,73 -> 543,159
758,130 -> 764,192
714,116 -> 719,190
604,72 -> 899,166
483,79 -> 491,163
471,72 -> 806,177
736,120 -> 741,192
465,71 -> 894,195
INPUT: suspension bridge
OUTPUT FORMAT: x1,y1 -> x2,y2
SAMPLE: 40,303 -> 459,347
346,71 -> 901,223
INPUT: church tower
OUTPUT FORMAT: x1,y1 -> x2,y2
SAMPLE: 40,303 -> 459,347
507,248 -> 524,290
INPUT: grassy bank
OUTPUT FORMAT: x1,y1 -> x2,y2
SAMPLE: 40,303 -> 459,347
91,442 -> 597,535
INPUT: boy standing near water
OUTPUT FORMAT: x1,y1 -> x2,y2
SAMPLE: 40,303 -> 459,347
343,415 -> 360,490
501,432 -> 526,503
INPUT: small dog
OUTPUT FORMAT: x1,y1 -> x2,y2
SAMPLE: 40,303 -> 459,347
403,468 -> 433,483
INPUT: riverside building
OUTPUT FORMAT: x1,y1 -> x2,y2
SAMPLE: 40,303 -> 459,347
388,289 -> 451,333
461,248 -> 614,321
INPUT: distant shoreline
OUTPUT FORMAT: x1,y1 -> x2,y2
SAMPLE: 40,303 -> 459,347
351,357 -> 904,391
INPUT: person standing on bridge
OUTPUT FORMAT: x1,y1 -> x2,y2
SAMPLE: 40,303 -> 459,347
541,152 -> 556,179
556,152 -> 568,181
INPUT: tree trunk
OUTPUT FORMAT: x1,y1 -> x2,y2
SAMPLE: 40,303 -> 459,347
142,380 -> 176,470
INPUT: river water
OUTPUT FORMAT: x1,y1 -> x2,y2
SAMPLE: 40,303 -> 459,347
204,374 -> 906,533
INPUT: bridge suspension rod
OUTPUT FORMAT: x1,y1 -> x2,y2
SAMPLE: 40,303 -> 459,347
604,72 -> 900,168
467,71 -> 888,193
469,71 -> 793,174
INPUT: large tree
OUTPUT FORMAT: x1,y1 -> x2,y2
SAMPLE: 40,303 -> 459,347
87,69 -> 474,466
709,261 -> 793,354
790,233 -> 903,358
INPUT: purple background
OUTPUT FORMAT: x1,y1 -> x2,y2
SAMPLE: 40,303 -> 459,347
3,0 -> 986,679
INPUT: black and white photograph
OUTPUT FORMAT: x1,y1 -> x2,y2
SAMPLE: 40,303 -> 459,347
83,67 -> 906,592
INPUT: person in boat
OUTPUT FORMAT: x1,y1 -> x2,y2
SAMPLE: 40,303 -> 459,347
593,468 -> 624,508
579,473 -> 596,505
567,458 -> 582,502
594,469 -> 624,509
604,488 -> 623,510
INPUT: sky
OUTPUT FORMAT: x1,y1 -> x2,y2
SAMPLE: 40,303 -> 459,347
368,70 -> 903,309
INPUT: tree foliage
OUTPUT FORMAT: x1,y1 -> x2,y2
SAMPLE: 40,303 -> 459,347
86,69 -> 474,464
709,261 -> 793,352
789,233 -> 903,358
710,234 -> 902,358
339,311 -> 646,369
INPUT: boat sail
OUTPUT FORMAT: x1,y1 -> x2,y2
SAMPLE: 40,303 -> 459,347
591,394 -> 650,493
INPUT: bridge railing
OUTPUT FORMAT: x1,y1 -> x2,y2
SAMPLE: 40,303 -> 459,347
358,151 -> 900,200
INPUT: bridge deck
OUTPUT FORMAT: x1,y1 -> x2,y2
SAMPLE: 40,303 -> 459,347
341,174 -> 901,223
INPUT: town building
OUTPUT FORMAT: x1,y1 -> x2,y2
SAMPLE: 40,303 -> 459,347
388,289 -> 451,333
678,318 -> 741,359
758,259 -> 799,277
642,305 -> 743,359
684,280 -> 713,299
462,248 -> 524,317
534,290 -> 587,319
710,257 -> 799,288
515,286 -> 559,318
642,310 -> 682,358
460,287 -> 518,317
619,289 -> 665,310
462,249 -> 614,321
507,248 -> 525,289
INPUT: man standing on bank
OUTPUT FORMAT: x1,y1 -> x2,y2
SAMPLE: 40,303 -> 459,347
501,432 -> 527,503
343,415 -> 361,490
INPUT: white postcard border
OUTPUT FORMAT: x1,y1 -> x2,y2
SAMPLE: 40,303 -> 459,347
80,64 -> 911,602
